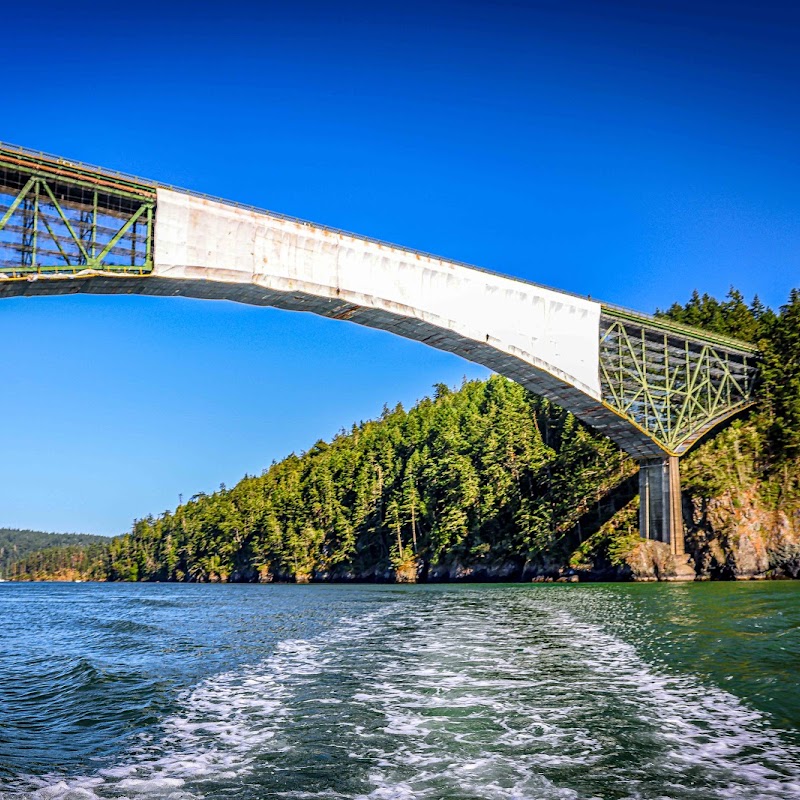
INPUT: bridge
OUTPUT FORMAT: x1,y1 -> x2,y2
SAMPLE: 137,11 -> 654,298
0,143 -> 758,555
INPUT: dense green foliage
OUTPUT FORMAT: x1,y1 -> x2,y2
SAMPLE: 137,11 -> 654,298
0,529 -> 107,578
10,287 -> 799,583
10,379 -> 631,582
103,379 -> 633,582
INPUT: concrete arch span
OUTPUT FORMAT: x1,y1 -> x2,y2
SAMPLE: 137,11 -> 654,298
0,188 -> 653,458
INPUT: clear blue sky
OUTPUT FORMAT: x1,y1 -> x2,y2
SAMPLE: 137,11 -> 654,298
1,0 -> 798,535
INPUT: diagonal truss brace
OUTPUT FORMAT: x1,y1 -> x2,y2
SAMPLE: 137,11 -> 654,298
599,309 -> 759,455
0,155 -> 155,276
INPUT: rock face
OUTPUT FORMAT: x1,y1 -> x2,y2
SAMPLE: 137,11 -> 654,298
623,540 -> 683,581
567,519 -> 694,582
557,464 -> 800,582
685,489 -> 800,579
427,558 -> 526,582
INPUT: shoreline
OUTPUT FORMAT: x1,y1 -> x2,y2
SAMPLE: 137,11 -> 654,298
4,572 -> 798,585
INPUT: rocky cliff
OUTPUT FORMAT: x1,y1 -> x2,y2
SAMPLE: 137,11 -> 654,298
562,419 -> 800,582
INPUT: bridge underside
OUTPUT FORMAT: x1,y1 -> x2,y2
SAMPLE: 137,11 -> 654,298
599,310 -> 757,457
0,272 -> 667,460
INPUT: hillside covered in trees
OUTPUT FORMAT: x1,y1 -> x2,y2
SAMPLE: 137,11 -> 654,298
9,379 -> 634,582
0,529 -> 108,578
8,288 -> 800,582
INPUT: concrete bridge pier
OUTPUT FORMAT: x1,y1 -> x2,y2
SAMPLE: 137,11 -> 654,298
639,456 -> 685,555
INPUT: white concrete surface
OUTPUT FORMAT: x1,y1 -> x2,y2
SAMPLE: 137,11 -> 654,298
153,189 -> 602,400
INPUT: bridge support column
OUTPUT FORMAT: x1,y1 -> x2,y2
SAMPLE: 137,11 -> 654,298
638,456 -> 685,555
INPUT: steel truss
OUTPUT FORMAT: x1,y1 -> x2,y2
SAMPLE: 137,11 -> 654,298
0,150 -> 155,276
599,308 -> 759,455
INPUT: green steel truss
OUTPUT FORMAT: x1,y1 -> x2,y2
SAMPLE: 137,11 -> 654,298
599,308 -> 759,454
0,147 -> 155,276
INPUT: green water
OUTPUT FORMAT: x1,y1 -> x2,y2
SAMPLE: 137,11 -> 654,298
0,581 -> 798,799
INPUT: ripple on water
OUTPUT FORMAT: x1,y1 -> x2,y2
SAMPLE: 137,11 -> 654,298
1,584 -> 799,800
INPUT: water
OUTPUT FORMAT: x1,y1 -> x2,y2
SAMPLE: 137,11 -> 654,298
0,582 -> 798,799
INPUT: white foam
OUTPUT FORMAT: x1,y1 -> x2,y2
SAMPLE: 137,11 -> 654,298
2,609 -> 390,800
323,593 -> 800,800
4,592 -> 800,800
538,605 -> 800,797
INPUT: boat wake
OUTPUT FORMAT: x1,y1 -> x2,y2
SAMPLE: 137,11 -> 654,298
2,590 -> 799,800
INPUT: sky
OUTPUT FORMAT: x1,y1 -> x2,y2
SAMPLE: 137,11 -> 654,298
1,0 -> 798,535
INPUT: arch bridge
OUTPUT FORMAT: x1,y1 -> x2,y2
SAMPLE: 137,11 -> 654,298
0,143 -> 758,555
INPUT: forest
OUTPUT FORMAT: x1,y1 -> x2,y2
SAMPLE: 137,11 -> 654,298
0,529 -> 108,579
8,288 -> 800,582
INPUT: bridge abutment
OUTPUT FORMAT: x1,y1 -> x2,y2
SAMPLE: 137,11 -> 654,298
638,456 -> 685,555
